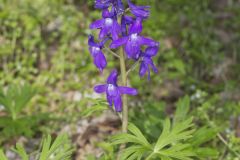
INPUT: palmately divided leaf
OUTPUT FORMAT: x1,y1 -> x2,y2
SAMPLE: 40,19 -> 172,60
39,134 -> 74,160
158,144 -> 195,160
153,117 -> 195,160
0,83 -> 36,119
112,118 -> 196,160
155,117 -> 194,151
128,123 -> 151,149
111,133 -> 149,147
120,145 -> 146,160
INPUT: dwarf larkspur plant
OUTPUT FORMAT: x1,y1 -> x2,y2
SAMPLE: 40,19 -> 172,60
89,0 -> 159,138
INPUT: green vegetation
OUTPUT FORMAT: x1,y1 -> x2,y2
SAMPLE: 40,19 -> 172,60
0,0 -> 239,159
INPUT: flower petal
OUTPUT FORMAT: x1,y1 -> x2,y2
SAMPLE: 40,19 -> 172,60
119,86 -> 138,95
129,17 -> 142,34
148,58 -> 158,73
113,94 -> 122,112
88,35 -> 98,47
115,0 -> 124,15
125,40 -> 140,59
107,94 -> 113,107
139,36 -> 158,47
90,19 -> 104,29
107,69 -> 118,84
94,51 -> 107,71
95,0 -> 111,9
89,46 -> 101,57
121,16 -> 134,36
99,38 -> 110,48
110,37 -> 128,49
128,0 -> 150,19
99,27 -> 109,40
124,16 -> 135,24
94,84 -> 107,93
111,21 -> 121,40
139,62 -> 148,77
145,46 -> 159,57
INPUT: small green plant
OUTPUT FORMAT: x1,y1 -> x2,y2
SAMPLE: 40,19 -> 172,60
0,83 -> 36,120
0,134 -> 74,160
0,83 -> 48,142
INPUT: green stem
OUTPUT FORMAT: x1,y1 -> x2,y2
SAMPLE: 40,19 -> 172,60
119,47 -> 128,133
146,152 -> 155,160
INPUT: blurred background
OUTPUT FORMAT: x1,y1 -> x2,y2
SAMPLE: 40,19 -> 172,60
0,0 -> 240,159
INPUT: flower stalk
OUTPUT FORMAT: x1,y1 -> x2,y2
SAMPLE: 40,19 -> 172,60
119,46 -> 128,133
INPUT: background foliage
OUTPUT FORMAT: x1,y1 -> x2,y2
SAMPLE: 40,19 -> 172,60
0,0 -> 239,159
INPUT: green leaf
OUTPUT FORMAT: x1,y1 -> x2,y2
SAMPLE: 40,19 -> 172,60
155,118 -> 194,152
0,83 -> 36,119
82,105 -> 108,117
112,119 -> 196,160
174,95 -> 190,124
0,150 -> 8,160
39,134 -> 74,160
12,143 -> 29,160
191,126 -> 217,147
120,145 -> 145,160
128,123 -> 151,149
81,98 -> 109,117
157,144 -> 195,160
194,147 -> 218,158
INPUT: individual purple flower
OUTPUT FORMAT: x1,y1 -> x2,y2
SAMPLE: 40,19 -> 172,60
94,70 -> 138,112
88,35 -> 108,72
110,18 -> 158,59
128,0 -> 150,19
90,9 -> 121,40
139,45 -> 159,80
95,0 -> 124,15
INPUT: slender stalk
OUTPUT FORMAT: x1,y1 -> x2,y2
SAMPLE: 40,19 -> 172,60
104,47 -> 120,58
126,59 -> 141,76
116,47 -> 128,160
119,47 -> 128,133
202,111 -> 240,157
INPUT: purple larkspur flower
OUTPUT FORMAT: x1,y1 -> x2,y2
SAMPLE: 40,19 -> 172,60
88,35 -> 108,72
90,9 -> 121,40
95,0 -> 124,15
139,45 -> 159,80
128,0 -> 150,19
94,70 -> 138,112
110,18 -> 158,59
